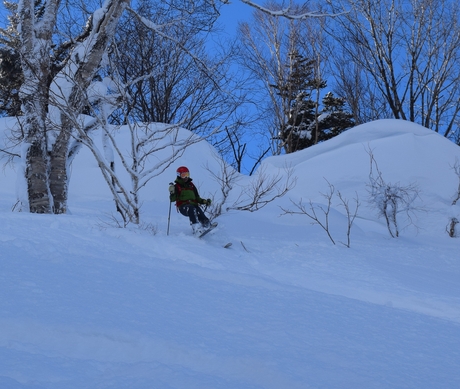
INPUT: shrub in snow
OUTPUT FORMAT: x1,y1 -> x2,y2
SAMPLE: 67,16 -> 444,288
281,180 -> 360,248
367,150 -> 421,238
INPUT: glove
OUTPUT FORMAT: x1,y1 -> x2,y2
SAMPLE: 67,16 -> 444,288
168,184 -> 175,195
205,198 -> 211,206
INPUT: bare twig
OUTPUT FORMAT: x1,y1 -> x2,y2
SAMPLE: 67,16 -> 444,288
281,180 -> 337,245
366,147 -> 421,238
281,179 -> 360,247
451,159 -> 460,205
204,155 -> 239,220
228,163 -> 297,212
337,190 -> 360,248
240,241 -> 250,252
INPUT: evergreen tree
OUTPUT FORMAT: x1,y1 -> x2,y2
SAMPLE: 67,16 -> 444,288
317,92 -> 355,142
0,1 -> 22,117
0,47 -> 23,117
273,51 -> 354,153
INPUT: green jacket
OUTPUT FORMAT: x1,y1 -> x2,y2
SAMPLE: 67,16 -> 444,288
170,177 -> 207,207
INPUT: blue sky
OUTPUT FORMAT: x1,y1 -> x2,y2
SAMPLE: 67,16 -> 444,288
218,0 -> 253,35
0,2 -> 7,28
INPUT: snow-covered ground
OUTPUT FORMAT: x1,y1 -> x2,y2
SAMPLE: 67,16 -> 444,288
0,119 -> 459,388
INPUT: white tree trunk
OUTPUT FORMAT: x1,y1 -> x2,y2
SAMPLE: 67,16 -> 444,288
17,0 -> 60,213
17,0 -> 130,213
51,0 -> 130,214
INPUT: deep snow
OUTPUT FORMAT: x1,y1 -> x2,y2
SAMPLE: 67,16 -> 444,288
0,119 -> 460,388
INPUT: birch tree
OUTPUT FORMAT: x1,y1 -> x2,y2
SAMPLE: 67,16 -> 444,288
325,0 -> 460,140
17,0 -> 129,213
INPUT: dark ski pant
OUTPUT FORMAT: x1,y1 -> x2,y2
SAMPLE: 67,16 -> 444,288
178,204 -> 210,227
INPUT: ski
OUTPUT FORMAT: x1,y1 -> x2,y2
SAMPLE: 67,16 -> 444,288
223,242 -> 232,249
198,222 -> 218,238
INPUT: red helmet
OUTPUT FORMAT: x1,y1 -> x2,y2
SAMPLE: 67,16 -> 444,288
176,166 -> 190,177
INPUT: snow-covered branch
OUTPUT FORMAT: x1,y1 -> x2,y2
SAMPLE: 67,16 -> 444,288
240,0 -> 342,19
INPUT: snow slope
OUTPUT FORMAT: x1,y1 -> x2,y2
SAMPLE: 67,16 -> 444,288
0,119 -> 459,389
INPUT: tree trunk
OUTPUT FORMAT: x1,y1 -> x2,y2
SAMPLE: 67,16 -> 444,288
49,0 -> 130,214
18,0 -> 130,214
49,127 -> 71,214
26,140 -> 51,213
18,0 -> 58,214
21,88 -> 51,213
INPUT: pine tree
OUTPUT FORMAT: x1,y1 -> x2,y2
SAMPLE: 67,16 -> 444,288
273,51 -> 354,153
317,92 -> 355,142
0,1 -> 22,117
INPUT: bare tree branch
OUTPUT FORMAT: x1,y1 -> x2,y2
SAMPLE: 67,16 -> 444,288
366,147 -> 421,238
228,163 -> 296,212
241,0 -> 343,19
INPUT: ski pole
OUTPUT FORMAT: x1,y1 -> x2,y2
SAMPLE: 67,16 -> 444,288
167,182 -> 175,235
167,200 -> 172,236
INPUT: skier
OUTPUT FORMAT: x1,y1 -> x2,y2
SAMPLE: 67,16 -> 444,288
169,166 -> 215,236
